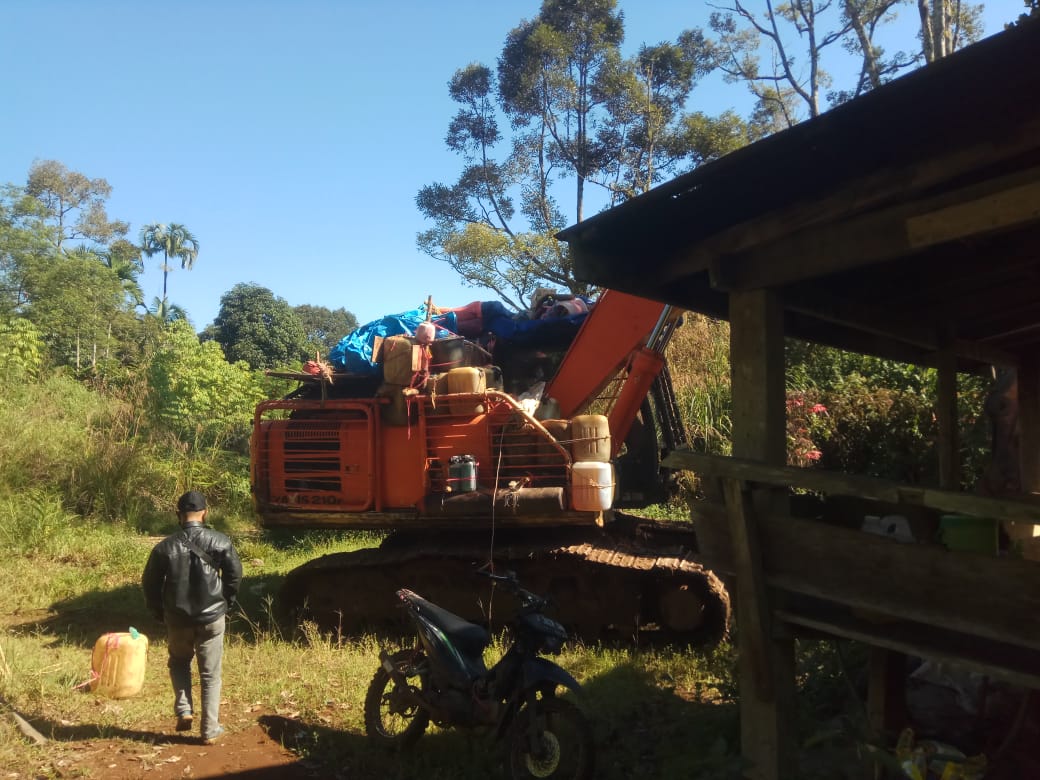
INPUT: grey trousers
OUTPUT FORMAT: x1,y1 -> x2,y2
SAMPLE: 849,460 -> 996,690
166,615 -> 225,739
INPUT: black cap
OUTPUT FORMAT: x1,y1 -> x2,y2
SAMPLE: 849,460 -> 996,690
177,491 -> 207,512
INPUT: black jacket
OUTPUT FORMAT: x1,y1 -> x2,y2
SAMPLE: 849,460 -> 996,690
142,523 -> 243,626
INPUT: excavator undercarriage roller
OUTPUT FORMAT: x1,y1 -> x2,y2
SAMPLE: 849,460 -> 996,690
277,523 -> 730,647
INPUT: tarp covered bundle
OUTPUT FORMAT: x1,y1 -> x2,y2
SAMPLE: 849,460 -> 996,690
328,304 -> 458,375
328,296 -> 593,376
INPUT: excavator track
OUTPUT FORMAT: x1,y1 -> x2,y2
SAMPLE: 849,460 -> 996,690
277,521 -> 731,647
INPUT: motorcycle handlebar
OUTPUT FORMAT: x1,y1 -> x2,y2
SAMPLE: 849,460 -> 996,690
474,567 -> 550,611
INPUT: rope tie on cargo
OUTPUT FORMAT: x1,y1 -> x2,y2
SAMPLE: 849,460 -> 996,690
502,479 -> 525,510
73,633 -> 120,691
481,428 -> 509,628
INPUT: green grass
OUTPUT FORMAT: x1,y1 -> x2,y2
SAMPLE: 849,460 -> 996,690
0,509 -> 875,779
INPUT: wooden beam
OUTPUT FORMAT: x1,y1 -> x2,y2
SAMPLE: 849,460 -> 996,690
906,179 -> 1040,248
761,513 -> 1040,650
776,609 -> 1040,690
783,290 -> 1020,369
643,122 -> 1040,291
691,504 -> 1040,650
663,449 -> 1040,524
784,289 -> 939,351
710,167 -> 1040,292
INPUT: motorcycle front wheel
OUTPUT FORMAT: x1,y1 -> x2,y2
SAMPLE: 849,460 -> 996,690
364,649 -> 430,749
508,695 -> 593,780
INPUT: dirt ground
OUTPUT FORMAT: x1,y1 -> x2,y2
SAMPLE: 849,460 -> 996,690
15,712 -> 330,780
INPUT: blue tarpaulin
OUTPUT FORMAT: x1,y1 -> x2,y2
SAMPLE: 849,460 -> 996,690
328,299 -> 592,375
328,305 -> 458,375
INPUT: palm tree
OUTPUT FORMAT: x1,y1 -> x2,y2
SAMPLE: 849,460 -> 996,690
139,223 -> 199,309
102,238 -> 145,309
147,296 -> 189,324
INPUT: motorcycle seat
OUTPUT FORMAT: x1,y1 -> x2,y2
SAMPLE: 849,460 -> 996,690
410,593 -> 490,656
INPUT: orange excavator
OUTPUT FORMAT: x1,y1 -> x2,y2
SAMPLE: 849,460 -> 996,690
250,291 -> 730,645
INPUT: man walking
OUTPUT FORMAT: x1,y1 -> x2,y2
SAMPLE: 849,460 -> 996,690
142,491 -> 242,744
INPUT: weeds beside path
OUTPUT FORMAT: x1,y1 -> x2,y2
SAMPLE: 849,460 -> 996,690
0,523 -> 757,779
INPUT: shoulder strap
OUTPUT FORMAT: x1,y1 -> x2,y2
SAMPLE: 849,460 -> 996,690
181,529 -> 218,570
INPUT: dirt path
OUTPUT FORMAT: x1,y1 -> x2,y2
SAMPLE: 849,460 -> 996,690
24,714 -> 327,780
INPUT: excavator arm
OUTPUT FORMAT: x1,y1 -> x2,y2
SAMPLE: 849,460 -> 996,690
543,290 -> 683,457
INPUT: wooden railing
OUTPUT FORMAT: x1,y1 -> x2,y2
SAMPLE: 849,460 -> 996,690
663,448 -> 1040,689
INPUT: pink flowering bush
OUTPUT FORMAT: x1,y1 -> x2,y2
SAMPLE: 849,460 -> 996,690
786,390 -> 830,467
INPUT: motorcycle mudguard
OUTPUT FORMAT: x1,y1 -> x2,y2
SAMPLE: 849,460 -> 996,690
492,658 -> 584,741
521,656 -> 582,695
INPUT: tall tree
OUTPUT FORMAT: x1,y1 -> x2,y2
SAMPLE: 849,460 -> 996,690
418,62 -> 564,310
146,297 -> 189,324
498,0 -> 626,223
102,238 -> 145,309
21,249 -> 130,372
146,319 -> 266,447
293,304 -> 358,357
139,223 -> 199,309
25,160 -> 129,252
917,0 -> 984,62
709,0 -> 984,129
418,0 -> 738,310
598,31 -> 746,202
212,283 -> 306,370
0,317 -> 43,382
0,183 -> 52,315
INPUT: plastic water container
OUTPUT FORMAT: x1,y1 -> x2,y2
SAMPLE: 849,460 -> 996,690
571,461 -> 614,511
861,515 -> 915,543
569,414 -> 611,462
446,367 -> 485,414
382,336 -> 418,385
448,455 -> 478,493
939,515 -> 998,555
90,628 -> 148,699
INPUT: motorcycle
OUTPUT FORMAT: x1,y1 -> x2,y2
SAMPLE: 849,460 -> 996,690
364,567 -> 594,779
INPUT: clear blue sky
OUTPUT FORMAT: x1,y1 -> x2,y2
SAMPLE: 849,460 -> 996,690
1,0 -> 1021,331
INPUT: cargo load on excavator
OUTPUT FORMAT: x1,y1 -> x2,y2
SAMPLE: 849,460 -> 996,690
251,289 -> 730,646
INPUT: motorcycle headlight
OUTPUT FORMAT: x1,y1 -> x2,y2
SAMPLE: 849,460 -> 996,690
541,631 -> 565,654
530,614 -> 568,654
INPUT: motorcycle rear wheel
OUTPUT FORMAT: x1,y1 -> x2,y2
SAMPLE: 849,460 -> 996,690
364,649 -> 430,748
508,695 -> 593,780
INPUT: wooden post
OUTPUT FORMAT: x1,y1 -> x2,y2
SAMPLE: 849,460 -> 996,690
936,347 -> 959,490
1019,357 -> 1040,493
728,289 -> 796,780
1015,357 -> 1040,559
863,347 -> 960,748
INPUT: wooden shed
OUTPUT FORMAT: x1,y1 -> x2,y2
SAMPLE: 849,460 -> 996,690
558,20 -> 1040,780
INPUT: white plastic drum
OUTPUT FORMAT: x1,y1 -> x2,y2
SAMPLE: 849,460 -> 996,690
571,461 -> 614,511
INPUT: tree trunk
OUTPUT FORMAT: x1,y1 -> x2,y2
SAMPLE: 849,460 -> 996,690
918,0 -> 936,62
846,0 -> 882,89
